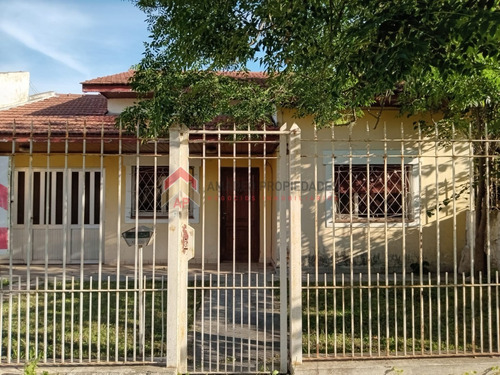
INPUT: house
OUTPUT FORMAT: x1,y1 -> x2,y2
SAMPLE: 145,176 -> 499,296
0,70 -> 470,273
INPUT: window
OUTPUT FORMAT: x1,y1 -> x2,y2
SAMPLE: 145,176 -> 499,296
324,151 -> 419,226
15,170 -> 102,226
130,165 -> 197,220
131,166 -> 169,218
333,164 -> 413,222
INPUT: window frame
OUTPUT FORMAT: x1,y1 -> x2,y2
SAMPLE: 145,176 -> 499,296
324,150 -> 420,228
124,158 -> 200,224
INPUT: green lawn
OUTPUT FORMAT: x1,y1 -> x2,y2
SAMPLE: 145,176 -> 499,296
303,281 -> 500,356
0,278 -> 199,362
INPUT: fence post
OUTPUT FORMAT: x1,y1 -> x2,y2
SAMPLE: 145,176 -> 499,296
278,123 -> 289,373
289,123 -> 302,367
166,124 -> 190,373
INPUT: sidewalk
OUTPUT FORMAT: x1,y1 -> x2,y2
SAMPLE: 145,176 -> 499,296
292,356 -> 500,375
2,357 -> 499,374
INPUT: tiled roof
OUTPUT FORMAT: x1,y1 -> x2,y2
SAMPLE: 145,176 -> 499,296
81,70 -> 135,85
0,94 -> 118,137
82,70 -> 269,86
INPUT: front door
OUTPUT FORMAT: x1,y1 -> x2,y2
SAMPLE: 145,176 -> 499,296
220,167 -> 259,263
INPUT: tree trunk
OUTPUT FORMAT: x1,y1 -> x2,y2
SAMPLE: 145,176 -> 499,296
459,138 -> 488,275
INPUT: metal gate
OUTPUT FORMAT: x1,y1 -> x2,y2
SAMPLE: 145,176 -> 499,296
185,124 -> 293,374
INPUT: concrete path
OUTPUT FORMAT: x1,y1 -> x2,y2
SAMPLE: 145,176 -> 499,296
187,271 -> 282,373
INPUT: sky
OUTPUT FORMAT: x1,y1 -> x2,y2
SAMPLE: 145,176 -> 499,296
0,0 -> 150,94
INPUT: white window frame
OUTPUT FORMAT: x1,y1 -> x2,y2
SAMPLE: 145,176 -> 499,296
124,156 -> 200,224
324,150 -> 420,228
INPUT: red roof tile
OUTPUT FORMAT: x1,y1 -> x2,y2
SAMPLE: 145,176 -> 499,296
0,94 -> 118,137
81,70 -> 135,85
82,70 -> 269,87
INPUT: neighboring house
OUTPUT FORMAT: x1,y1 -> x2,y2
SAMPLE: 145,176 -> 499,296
0,70 -> 469,272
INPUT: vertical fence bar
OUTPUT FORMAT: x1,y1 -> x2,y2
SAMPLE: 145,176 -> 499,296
34,277 -> 39,360
106,275 -> 110,362
6,121 -> 16,364
348,124 -> 355,357
62,121 -> 69,363
200,124 -> 206,373
43,123 -> 51,363
469,123 -> 476,353
452,123 -> 459,354
383,122 -> 390,356
79,122 -> 87,363
485,122 -> 493,353
231,125 -> 236,373
263,122 -> 268,369
115,120 -> 123,361
417,122 -> 425,355
133,123 -> 140,362
151,129 -> 158,362
216,128 -> 221,373
313,125 -> 319,358
366,122 -> 373,357
462,272 -> 467,353
331,125 -> 337,358
88,276 -> 93,363
70,276 -> 75,362
53,277 -> 57,362
96,122 -> 105,363
400,122 -> 407,356
377,273 -> 381,356
434,122 -> 442,354
246,126 -> 252,371
25,121 -> 34,364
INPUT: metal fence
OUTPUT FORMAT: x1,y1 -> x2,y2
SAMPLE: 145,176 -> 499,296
0,119 -> 499,372
300,120 -> 500,360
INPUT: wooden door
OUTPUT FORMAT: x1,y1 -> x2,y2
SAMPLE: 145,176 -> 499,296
220,167 -> 259,263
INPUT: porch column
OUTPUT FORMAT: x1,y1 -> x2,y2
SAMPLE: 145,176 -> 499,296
166,124 -> 190,373
289,123 -> 302,366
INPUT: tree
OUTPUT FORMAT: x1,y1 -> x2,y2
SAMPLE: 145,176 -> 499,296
121,0 -> 500,273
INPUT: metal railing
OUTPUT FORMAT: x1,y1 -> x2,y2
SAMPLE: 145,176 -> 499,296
301,120 -> 500,360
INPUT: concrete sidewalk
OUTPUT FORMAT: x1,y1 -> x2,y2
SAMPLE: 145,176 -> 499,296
1,357 -> 499,374
292,356 -> 500,375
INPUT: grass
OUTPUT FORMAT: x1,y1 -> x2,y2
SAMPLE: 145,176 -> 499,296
303,280 -> 500,356
0,279 -> 198,362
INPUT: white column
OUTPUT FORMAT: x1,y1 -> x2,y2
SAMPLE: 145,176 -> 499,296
278,123 -> 289,373
166,124 -> 190,373
289,123 -> 302,366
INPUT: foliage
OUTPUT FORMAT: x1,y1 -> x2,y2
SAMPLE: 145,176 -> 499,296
121,0 -> 500,135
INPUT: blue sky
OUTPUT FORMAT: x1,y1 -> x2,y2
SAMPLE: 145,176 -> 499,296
0,0 -> 150,94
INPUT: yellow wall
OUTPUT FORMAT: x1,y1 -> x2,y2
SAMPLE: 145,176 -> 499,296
10,152 -> 277,266
278,108 -> 468,272
8,106 -> 469,271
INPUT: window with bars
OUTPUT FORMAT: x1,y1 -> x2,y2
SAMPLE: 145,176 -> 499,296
131,166 -> 169,218
130,166 -> 196,219
328,164 -> 414,223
